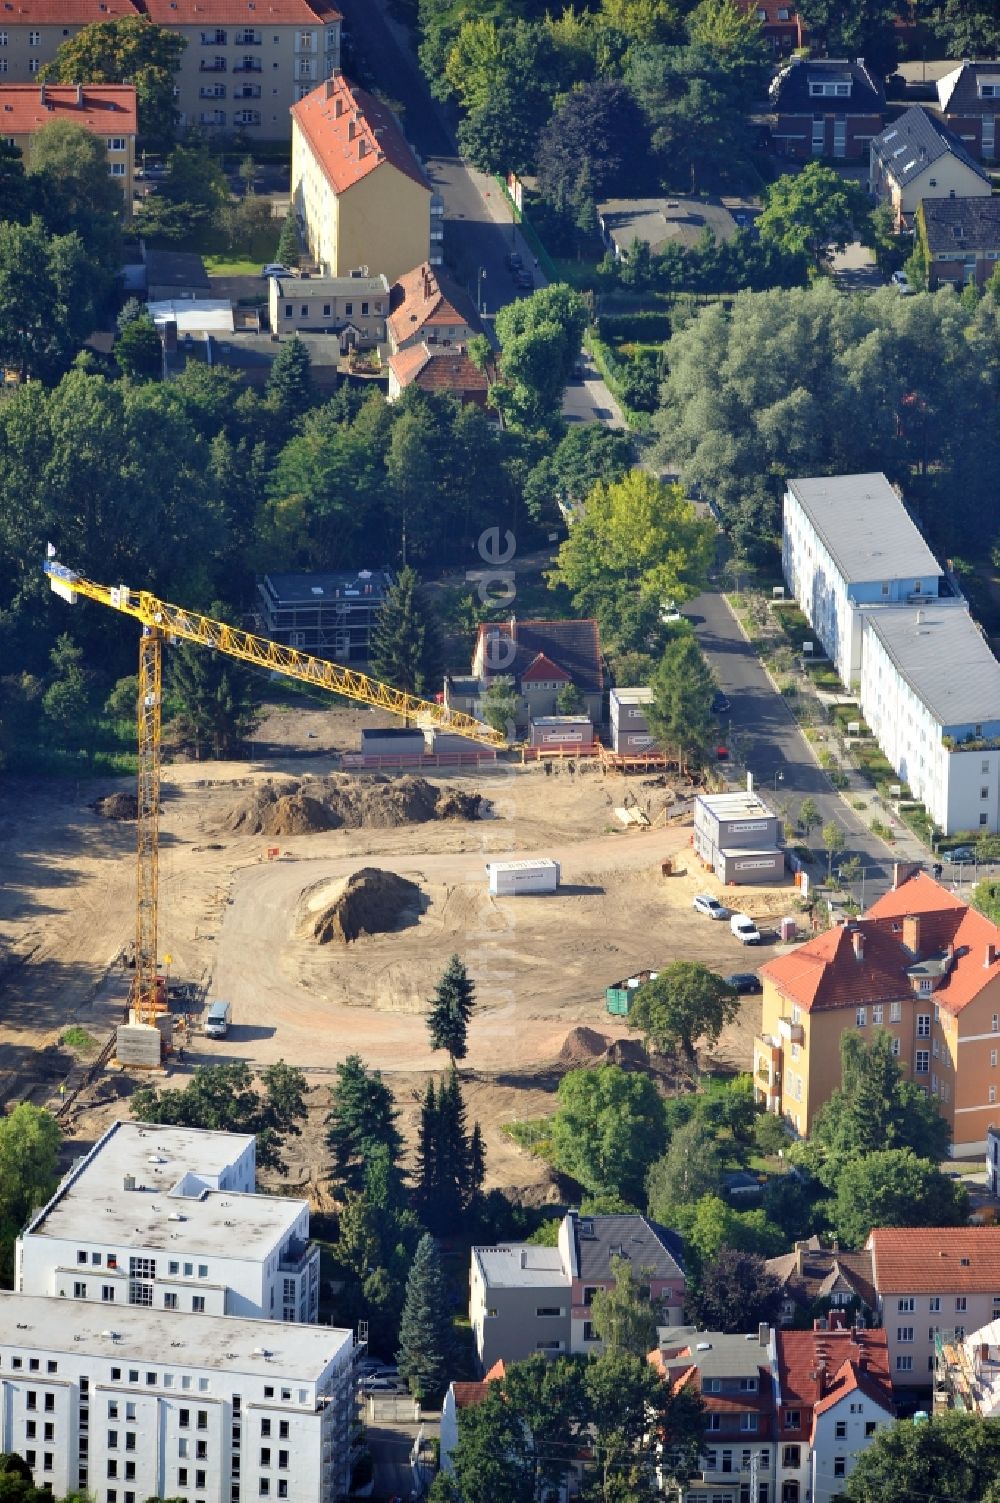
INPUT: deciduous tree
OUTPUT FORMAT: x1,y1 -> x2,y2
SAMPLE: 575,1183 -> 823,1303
551,1064 -> 667,1204
131,1061 -> 307,1173
628,961 -> 740,1074
758,162 -> 872,268
0,218 -> 98,383
494,284 -> 589,429
829,1148 -> 968,1248
845,1408 -> 1000,1503
40,17 -> 185,147
0,1105 -> 61,1280
646,1118 -> 724,1213
116,313 -> 162,381
589,1254 -> 661,1356
690,1246 -> 782,1333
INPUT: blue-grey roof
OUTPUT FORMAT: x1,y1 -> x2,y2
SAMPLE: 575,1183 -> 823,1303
770,57 -> 885,115
922,196 -> 1000,254
864,605 -> 1000,730
574,1214 -> 685,1281
785,473 -> 941,587
260,569 -> 392,604
870,106 -> 990,189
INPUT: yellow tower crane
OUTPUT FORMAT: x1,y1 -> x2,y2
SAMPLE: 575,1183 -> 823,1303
45,559 -> 505,1038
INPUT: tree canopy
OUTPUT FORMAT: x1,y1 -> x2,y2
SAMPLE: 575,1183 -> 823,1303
845,1410 -> 1000,1503
629,961 -> 739,1073
758,162 -> 872,268
130,1061 -> 307,1173
690,1246 -> 783,1333
426,954 -> 476,1063
493,285 -> 589,430
829,1149 -> 968,1249
808,1030 -> 952,1170
0,1106 -> 61,1281
325,1054 -> 402,1197
370,565 -> 444,699
551,1064 -> 667,1204
40,17 -> 185,146
646,637 -> 718,772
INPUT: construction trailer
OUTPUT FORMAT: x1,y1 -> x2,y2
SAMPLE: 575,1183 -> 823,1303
528,716 -> 595,751
606,968 -> 658,1016
486,858 -> 560,896
609,687 -> 656,755
693,787 -> 786,885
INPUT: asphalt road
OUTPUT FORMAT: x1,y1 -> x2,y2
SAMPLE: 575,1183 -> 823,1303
685,588 -> 900,905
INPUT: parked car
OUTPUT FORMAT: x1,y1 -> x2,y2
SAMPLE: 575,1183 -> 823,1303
261,262 -> 290,278
514,270 -> 534,290
949,845 -> 977,864
693,893 -> 729,920
711,691 -> 731,714
659,600 -> 682,624
358,1376 -> 405,1393
730,913 -> 762,945
891,270 -> 914,296
505,251 -> 523,271
725,972 -> 762,994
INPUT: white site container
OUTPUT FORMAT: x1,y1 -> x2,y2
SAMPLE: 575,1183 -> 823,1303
486,858 -> 561,896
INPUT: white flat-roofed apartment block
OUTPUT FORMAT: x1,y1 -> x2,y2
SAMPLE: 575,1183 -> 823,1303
17,1122 -> 319,1326
861,605 -> 1000,834
782,472 -> 942,686
0,1291 -> 353,1503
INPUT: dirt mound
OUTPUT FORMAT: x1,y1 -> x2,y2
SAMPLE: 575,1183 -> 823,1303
308,867 -> 423,944
602,1037 -> 648,1070
558,1025 -> 611,1069
223,774 -> 482,837
93,792 -> 139,821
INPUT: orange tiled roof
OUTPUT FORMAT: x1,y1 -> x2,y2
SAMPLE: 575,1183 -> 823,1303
291,74 -> 427,196
144,0 -> 339,22
760,922 -> 911,1012
812,1357 -> 894,1419
388,262 -> 479,346
868,1227 -> 1000,1293
451,1381 -> 488,1409
0,0 -> 139,17
777,1328 -> 890,1433
0,83 -> 137,136
866,870 -> 965,920
388,341 -> 487,397
520,652 -> 571,684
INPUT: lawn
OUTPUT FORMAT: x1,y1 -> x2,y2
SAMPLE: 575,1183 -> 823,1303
202,253 -> 265,276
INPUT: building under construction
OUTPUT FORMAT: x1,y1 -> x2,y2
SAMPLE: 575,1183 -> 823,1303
257,568 -> 393,661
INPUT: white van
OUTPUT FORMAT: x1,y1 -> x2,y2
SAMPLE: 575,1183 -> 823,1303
730,913 -> 761,946
204,1000 -> 232,1038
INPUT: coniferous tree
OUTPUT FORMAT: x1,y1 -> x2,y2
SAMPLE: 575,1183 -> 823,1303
396,1232 -> 453,1400
426,953 -> 476,1063
415,1079 -> 437,1218
166,613 -> 261,759
325,1054 -> 402,1197
415,1070 -> 486,1234
275,213 -> 301,267
369,565 -> 444,698
266,334 -> 313,417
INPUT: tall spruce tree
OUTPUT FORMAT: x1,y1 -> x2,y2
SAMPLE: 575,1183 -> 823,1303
325,1055 -> 402,1197
369,565 -> 443,699
167,618 -> 261,759
266,335 -> 313,417
275,213 -> 301,267
397,1232 -> 453,1400
426,953 -> 476,1063
415,1070 -> 485,1234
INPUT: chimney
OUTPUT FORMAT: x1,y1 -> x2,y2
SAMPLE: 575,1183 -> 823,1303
902,914 -> 921,959
795,1241 -> 808,1276
893,861 -> 921,889
986,944 -> 996,970
76,82 -> 83,106
39,80 -> 47,107
759,1322 -> 769,1347
161,318 -> 177,354
852,929 -> 865,962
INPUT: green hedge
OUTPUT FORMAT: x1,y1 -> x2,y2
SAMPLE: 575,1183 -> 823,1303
598,309 -> 673,343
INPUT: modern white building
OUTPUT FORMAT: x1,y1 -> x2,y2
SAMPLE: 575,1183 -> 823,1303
861,604 -> 1000,834
0,1290 -> 353,1503
17,1122 -> 320,1326
782,472 -> 943,687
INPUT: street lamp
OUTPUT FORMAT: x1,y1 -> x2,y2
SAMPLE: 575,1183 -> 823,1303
477,266 -> 487,315
772,770 -> 784,792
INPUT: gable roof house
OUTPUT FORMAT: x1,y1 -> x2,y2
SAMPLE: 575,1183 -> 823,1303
386,342 -> 489,405
290,73 -> 437,284
446,618 -> 604,730
918,196 -> 1000,290
735,0 -> 806,55
754,869 -> 1000,1147
769,57 -> 886,161
869,106 -> 991,229
937,61 -> 1000,163
766,1238 -> 877,1327
387,263 -> 481,354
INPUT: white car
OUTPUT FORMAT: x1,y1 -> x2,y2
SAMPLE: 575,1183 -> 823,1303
731,913 -> 762,945
261,262 -> 290,279
659,600 -> 682,624
693,893 -> 729,920
891,270 -> 914,296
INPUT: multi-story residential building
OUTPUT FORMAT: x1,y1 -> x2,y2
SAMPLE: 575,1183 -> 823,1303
735,0 -> 805,55
17,1121 -> 320,1324
290,73 -> 437,284
782,472 -> 944,689
937,61 -> 1000,163
765,1239 -> 876,1328
257,567 -> 391,661
918,196 -> 1000,291
0,0 -> 339,140
868,106 -> 991,230
0,82 -> 136,204
450,618 -> 603,729
655,1319 -> 892,1503
693,787 -> 785,886
935,1315 -> 1000,1415
768,57 -> 885,161
470,1211 -> 686,1373
860,602 -> 1000,835
0,1289 -> 353,1503
866,1226 -> 1000,1386
387,262 -> 479,355
754,868 -> 1000,1151
267,272 -> 388,342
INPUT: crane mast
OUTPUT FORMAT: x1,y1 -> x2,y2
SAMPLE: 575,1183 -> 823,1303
45,559 -> 505,1039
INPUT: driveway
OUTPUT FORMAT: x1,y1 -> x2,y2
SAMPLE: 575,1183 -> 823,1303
830,240 -> 885,294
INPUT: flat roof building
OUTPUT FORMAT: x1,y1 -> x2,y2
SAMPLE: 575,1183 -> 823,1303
0,1290 -> 353,1502
258,567 -> 392,661
693,787 -> 785,885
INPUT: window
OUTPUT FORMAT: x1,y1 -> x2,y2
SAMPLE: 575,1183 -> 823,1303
179,1440 -> 189,1459
897,1327 -> 914,1343
198,1265 -> 208,1279
891,1036 -> 901,1056
890,1002 -> 902,1023
916,1050 -> 930,1074
707,1415 -> 721,1432
898,1297 -> 915,1312
872,1005 -> 883,1025
169,1262 -> 179,1276
300,305 -> 308,316
740,1414 -> 758,1432
994,1014 -> 999,1033
991,1086 -> 997,1105
261,1448 -> 271,1466
323,304 -> 331,316
129,1258 -> 155,1279
261,1421 -> 271,1438
111,1369 -> 121,1382
856,1006 -> 867,1027
77,1250 -> 88,1265
739,1377 -> 758,1393
109,1431 -> 119,1449
917,1014 -> 931,1037
110,162 -> 126,177
278,1422 -> 288,1440
866,1421 -> 878,1437
74,1282 -> 87,1298
957,1297 -> 968,1312
930,1297 -> 941,1312
125,1435 -> 135,1452
345,303 -> 353,317
179,1410 -> 190,1429
782,1446 -> 800,1467
29,29 -> 40,42
192,1297 -> 206,1313
784,1410 -> 800,1429
835,1421 -> 847,1439
102,1286 -> 115,1302
278,1451 -> 288,1468
129,1282 -> 152,1306
834,1458 -> 846,1479
106,137 -> 126,152
108,1460 -> 119,1478
164,1293 -> 178,1310
178,1471 -> 187,1487
184,1264 -> 193,1277
896,1356 -> 913,1372
197,1411 -> 208,1430
260,1483 -> 270,1498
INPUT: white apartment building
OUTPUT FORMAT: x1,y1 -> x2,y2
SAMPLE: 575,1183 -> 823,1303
861,604 -> 1000,834
782,472 -> 943,687
17,1122 -> 319,1326
0,1290 -> 353,1503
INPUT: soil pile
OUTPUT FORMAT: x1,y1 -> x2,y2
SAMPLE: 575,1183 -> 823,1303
308,867 -> 423,944
223,774 -> 482,837
93,793 -> 139,821
558,1025 -> 610,1069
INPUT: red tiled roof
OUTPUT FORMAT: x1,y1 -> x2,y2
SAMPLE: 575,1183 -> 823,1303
388,262 -> 479,347
291,75 -> 428,196
0,0 -> 139,17
0,83 -> 137,136
144,0 -> 339,21
777,1328 -> 890,1438
734,0 -> 804,26
760,922 -> 911,1012
813,1358 -> 894,1419
866,870 -> 965,920
520,652 -> 571,684
388,341 -> 488,398
452,1382 -> 488,1409
868,1227 -> 1000,1293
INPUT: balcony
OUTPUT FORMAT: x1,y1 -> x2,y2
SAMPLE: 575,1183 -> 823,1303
234,31 -> 261,43
778,1017 -> 804,1045
199,59 -> 227,72
233,60 -> 262,73
279,1237 -> 315,1273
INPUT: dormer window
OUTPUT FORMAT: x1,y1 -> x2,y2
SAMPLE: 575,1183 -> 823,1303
809,80 -> 852,97
979,81 -> 1000,98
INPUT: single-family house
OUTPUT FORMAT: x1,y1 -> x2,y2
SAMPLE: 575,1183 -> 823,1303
917,196 -> 1000,289
754,869 -> 1000,1151
597,195 -> 738,260
268,272 -> 388,343
869,106 -> 991,229
937,61 -> 1000,163
387,263 -> 480,354
735,0 -> 806,55
0,83 -> 137,207
290,73 -> 439,284
445,617 -> 603,730
470,1211 -> 686,1373
439,1361 -> 505,1473
769,57 -> 885,161
386,342 -> 489,405
867,1226 -> 1000,1386
765,1238 -> 877,1327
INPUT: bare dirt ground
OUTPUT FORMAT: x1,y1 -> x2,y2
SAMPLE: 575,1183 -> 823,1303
0,701 -> 785,1196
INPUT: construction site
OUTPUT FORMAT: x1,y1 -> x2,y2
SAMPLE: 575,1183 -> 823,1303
0,564 -> 800,1202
